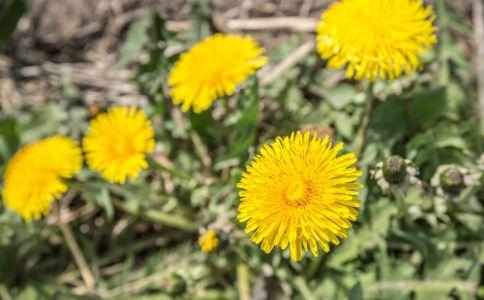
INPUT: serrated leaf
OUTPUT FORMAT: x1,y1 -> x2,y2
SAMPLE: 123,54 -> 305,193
410,87 -> 447,128
113,18 -> 149,69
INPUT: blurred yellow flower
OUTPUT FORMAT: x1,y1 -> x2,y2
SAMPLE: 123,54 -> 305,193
2,136 -> 82,221
237,131 -> 362,261
316,0 -> 436,81
83,106 -> 155,184
168,34 -> 268,113
198,230 -> 219,252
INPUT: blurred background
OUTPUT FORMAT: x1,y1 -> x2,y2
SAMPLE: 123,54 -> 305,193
0,0 -> 483,299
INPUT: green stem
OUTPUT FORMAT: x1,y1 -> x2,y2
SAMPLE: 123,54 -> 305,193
294,276 -> 317,300
354,83 -> 375,159
236,263 -> 251,300
55,203 -> 96,292
111,198 -> 197,233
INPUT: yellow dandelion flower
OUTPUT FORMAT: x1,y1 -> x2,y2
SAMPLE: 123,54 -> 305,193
237,131 -> 362,261
2,136 -> 82,221
198,230 -> 219,253
168,34 -> 268,113
83,106 -> 155,184
316,0 -> 437,81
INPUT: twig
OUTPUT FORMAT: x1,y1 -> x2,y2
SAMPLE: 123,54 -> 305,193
236,263 -> 251,300
226,17 -> 317,32
293,276 -> 317,300
259,40 -> 315,86
99,253 -> 200,298
17,62 -> 146,106
473,0 -> 484,134
300,0 -> 314,16
56,236 -> 166,285
354,83 -> 375,158
365,280 -> 478,295
148,155 -> 192,181
55,202 -> 96,293
0,283 -> 12,300
190,131 -> 212,172
111,198 -> 197,232
165,17 -> 318,33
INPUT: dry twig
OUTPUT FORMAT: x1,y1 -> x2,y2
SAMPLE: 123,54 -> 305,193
473,0 -> 484,133
259,40 -> 315,86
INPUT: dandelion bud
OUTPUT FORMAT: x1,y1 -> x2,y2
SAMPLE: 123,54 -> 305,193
383,155 -> 407,184
371,156 -> 421,196
440,167 -> 464,194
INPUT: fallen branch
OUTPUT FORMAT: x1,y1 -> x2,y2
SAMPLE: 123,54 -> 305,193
259,40 -> 315,86
166,17 -> 318,33
226,17 -> 317,32
473,0 -> 484,134
17,62 -> 146,105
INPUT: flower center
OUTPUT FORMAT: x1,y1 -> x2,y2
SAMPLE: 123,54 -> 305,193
285,180 -> 309,207
109,138 -> 135,159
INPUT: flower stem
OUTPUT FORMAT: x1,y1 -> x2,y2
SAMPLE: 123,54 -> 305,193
354,83 -> 375,158
236,263 -> 251,300
55,203 -> 96,292
294,276 -> 317,300
111,197 -> 197,232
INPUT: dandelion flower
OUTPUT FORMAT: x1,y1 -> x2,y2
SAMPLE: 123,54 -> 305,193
168,34 -> 268,113
2,136 -> 82,221
316,0 -> 437,80
237,131 -> 362,261
83,106 -> 155,184
199,230 -> 219,253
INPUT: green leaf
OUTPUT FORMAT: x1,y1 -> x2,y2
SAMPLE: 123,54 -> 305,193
79,181 -> 114,220
188,0 -> 212,42
324,84 -> 358,109
113,17 -> 149,69
20,104 -> 68,143
409,87 -> 447,129
227,77 -> 260,162
0,117 -> 20,166
327,229 -> 361,267
93,188 -> 114,221
370,97 -> 410,146
0,0 -> 28,42
335,113 -> 354,139
348,281 -> 363,300
369,198 -> 398,237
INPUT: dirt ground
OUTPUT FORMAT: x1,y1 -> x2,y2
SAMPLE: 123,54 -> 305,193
0,0 -> 474,110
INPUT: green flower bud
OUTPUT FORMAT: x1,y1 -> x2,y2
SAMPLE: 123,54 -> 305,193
383,155 -> 406,184
440,167 -> 464,194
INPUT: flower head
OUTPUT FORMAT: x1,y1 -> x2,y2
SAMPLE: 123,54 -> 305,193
316,0 -> 437,80
198,230 -> 219,253
168,34 -> 268,113
237,131 -> 361,261
2,136 -> 82,221
83,106 -> 155,184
